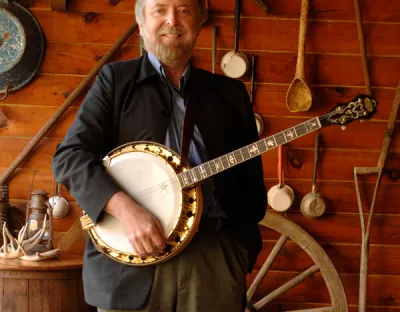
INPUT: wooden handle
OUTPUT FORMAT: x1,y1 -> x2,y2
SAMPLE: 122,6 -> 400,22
295,0 -> 309,79
234,0 -> 241,53
312,133 -> 320,190
377,80 -> 400,169
278,146 -> 284,187
354,0 -> 372,96
212,26 -> 217,74
250,54 -> 257,104
0,23 -> 138,186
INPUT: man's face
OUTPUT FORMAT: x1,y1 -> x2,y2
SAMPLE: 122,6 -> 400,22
139,0 -> 200,67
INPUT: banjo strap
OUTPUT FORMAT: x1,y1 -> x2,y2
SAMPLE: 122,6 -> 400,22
180,84 -> 196,167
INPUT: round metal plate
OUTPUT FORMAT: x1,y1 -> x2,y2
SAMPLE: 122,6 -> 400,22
0,8 -> 26,74
0,1 -> 45,94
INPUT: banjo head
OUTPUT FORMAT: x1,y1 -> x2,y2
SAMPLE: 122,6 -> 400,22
80,142 -> 202,266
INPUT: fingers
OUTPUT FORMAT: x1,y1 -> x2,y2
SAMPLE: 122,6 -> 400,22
129,220 -> 166,258
153,218 -> 166,250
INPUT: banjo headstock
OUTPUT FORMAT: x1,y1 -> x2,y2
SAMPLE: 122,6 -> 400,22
320,94 -> 377,127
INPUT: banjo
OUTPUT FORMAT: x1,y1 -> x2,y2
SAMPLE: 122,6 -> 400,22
80,95 -> 377,266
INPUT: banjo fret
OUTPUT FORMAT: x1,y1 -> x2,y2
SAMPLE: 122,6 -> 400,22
178,117 -> 322,189
81,95 -> 377,266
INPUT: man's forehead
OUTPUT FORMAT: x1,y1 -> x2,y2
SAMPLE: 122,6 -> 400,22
145,0 -> 197,8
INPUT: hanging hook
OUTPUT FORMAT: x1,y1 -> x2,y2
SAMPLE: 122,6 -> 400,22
0,86 -> 10,101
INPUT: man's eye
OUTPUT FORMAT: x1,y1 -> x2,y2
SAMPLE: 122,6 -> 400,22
179,8 -> 191,15
153,9 -> 165,15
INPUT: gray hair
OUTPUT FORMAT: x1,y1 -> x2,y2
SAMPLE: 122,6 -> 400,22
135,0 -> 207,27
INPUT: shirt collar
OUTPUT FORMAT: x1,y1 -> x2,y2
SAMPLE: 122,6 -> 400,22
147,52 -> 191,93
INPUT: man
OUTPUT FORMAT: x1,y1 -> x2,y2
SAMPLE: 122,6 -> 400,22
52,0 -> 267,311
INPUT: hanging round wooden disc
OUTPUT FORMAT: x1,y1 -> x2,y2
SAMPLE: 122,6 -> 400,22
0,1 -> 45,95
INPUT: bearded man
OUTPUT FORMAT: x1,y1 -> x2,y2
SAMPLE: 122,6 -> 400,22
52,0 -> 266,311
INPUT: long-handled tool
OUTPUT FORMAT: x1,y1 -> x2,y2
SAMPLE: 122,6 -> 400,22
354,0 -> 371,96
354,79 -> 400,312
352,1 -> 382,310
286,0 -> 312,112
0,22 -> 138,186
0,23 -> 138,249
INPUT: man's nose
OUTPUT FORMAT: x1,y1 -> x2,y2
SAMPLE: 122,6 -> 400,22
166,11 -> 178,26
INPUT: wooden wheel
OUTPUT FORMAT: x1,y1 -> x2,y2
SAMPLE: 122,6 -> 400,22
246,211 -> 348,312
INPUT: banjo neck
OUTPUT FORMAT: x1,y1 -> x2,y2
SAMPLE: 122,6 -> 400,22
177,116 -> 322,188
177,94 -> 377,189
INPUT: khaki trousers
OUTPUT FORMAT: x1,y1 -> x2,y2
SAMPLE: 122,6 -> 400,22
97,229 -> 248,312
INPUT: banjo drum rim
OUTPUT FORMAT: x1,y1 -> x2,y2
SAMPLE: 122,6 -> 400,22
80,141 -> 203,266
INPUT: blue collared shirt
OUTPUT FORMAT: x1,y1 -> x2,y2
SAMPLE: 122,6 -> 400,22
148,53 -> 226,218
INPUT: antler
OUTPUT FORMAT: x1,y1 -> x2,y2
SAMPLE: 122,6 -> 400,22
0,216 -> 60,260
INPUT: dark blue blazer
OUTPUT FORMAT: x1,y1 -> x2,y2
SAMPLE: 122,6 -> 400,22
52,54 -> 267,310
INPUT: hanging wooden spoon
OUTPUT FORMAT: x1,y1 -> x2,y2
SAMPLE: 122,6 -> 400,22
286,0 -> 312,112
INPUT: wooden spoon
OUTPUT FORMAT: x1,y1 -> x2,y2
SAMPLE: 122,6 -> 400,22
286,0 -> 312,112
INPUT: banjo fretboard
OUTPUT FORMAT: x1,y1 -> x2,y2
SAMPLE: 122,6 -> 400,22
177,117 -> 321,188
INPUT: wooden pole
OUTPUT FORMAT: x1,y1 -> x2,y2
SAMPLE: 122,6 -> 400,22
354,0 -> 371,96
0,23 -> 138,186
355,79 -> 400,312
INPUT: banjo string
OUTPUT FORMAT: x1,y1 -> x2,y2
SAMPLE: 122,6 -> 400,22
125,113 -> 336,200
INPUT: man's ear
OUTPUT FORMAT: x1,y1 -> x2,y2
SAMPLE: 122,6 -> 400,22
137,23 -> 144,36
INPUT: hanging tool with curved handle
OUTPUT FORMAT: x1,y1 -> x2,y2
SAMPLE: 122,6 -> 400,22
301,133 -> 327,218
267,146 -> 295,212
250,54 -> 264,136
286,0 -> 312,112
221,0 -> 249,78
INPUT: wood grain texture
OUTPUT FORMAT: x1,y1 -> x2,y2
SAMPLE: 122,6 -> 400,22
247,271 -> 400,306
31,42 -> 400,88
53,279 -> 79,311
259,211 -> 400,245
2,279 -> 28,312
0,0 -> 399,308
2,140 -> 400,182
32,0 -> 400,23
0,278 -> 3,312
24,10 -> 400,56
255,241 -> 400,275
29,280 -> 54,312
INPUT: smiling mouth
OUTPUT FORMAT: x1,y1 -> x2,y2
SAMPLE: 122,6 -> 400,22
162,34 -> 181,38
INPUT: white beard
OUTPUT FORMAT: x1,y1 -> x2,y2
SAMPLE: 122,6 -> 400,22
141,26 -> 197,68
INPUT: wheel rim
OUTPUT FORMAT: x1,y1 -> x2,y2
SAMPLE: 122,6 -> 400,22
246,211 -> 348,312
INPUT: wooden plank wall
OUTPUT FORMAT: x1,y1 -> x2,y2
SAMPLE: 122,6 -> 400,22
0,0 -> 399,310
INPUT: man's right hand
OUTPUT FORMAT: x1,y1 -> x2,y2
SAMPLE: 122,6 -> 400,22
104,191 -> 166,258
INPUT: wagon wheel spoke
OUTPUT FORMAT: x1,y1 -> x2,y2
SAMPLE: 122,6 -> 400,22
247,234 -> 288,301
246,211 -> 348,312
253,264 -> 319,309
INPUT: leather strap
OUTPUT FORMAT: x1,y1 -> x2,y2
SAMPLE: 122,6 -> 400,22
51,0 -> 68,12
278,145 -> 284,187
179,84 -> 196,166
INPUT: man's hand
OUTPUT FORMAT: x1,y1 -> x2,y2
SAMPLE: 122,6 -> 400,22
104,191 -> 166,258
